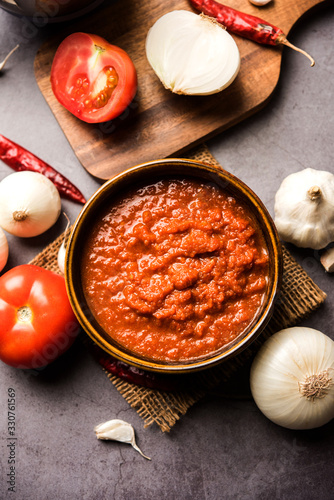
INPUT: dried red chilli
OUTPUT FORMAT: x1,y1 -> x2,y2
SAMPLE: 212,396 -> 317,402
0,134 -> 86,204
189,0 -> 315,66
92,345 -> 181,392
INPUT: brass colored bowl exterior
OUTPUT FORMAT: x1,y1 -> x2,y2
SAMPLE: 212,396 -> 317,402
0,0 -> 103,21
65,159 -> 283,374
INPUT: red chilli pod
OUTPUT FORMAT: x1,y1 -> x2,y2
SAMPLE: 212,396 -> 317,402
189,0 -> 315,66
0,134 -> 86,204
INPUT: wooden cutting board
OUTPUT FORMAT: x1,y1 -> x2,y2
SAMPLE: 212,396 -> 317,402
34,0 -> 326,180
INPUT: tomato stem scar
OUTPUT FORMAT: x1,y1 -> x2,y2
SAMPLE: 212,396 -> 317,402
17,306 -> 32,323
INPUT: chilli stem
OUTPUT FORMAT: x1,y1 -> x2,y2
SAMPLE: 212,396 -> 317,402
277,35 -> 315,67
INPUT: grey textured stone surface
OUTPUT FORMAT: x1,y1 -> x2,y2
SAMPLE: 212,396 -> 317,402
0,2 -> 333,499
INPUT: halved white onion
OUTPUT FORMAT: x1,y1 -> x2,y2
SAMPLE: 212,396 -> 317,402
145,10 -> 241,96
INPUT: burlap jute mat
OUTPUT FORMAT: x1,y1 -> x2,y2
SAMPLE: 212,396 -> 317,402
29,145 -> 327,432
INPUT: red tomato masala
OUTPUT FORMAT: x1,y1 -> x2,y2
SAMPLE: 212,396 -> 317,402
81,178 -> 269,362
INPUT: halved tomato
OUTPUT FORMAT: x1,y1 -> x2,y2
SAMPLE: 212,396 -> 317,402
50,32 -> 137,123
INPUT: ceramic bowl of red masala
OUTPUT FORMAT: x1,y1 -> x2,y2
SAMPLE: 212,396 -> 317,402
65,159 -> 282,374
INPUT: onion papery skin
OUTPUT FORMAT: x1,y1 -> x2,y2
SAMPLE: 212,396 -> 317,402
250,327 -> 334,430
145,10 -> 241,96
0,171 -> 61,238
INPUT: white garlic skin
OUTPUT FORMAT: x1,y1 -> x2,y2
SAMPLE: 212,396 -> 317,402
57,213 -> 71,274
320,246 -> 334,273
0,227 -> 9,272
57,242 -> 66,274
274,168 -> 334,249
146,10 -> 240,96
249,0 -> 272,6
94,419 -> 151,460
95,419 -> 134,442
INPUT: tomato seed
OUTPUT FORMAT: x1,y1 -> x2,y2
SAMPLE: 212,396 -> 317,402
77,66 -> 120,111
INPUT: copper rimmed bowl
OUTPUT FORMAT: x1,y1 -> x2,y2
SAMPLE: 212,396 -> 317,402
65,159 -> 282,374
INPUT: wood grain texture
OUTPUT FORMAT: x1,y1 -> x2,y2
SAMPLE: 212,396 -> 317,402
34,0 -> 326,180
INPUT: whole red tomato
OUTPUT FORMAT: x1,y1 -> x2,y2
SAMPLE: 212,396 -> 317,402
0,265 -> 79,369
50,32 -> 137,123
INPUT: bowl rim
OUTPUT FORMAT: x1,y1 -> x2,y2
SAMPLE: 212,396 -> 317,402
65,158 -> 283,373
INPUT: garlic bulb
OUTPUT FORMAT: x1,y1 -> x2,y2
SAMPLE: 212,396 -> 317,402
0,171 -> 61,238
95,419 -> 151,460
145,10 -> 240,95
250,327 -> 334,430
274,168 -> 334,249
0,227 -> 9,272
249,0 -> 272,6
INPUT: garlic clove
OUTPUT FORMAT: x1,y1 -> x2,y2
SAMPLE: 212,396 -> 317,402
57,213 -> 71,274
320,246 -> 334,273
249,0 -> 272,6
0,227 -> 9,272
146,10 -> 240,96
94,419 -> 151,460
